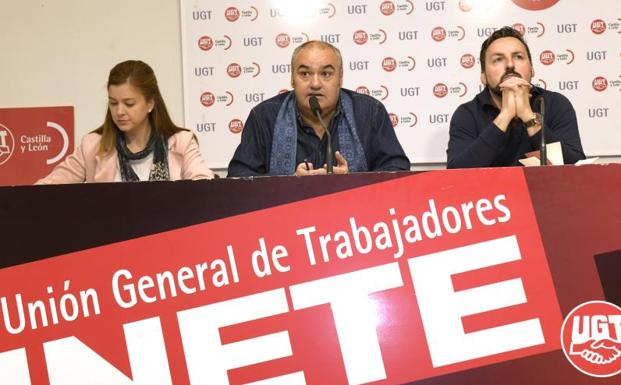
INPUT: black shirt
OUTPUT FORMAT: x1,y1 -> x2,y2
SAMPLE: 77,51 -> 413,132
447,87 -> 585,168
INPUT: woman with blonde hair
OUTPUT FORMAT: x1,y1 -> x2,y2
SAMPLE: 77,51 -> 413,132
38,60 -> 214,183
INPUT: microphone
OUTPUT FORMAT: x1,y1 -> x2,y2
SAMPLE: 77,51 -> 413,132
309,96 -> 333,173
537,95 -> 546,166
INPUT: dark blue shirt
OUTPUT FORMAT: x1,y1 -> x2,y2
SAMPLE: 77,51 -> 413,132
228,89 -> 410,176
447,87 -> 585,168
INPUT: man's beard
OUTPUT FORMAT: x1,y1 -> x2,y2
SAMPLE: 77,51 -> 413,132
490,68 -> 522,97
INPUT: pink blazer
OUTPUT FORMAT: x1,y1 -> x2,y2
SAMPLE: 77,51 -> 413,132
37,131 -> 215,184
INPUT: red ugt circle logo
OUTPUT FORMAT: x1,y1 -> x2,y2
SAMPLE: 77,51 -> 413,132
225,7 -> 240,22
198,36 -> 213,51
380,1 -> 395,16
511,0 -> 560,10
353,30 -> 368,45
229,119 -> 244,134
561,301 -> 621,377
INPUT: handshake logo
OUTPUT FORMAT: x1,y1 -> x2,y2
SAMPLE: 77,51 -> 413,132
0,124 -> 15,166
561,301 -> 621,377
570,338 -> 620,365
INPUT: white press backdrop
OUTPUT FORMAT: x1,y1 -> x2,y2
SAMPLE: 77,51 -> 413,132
181,0 -> 621,169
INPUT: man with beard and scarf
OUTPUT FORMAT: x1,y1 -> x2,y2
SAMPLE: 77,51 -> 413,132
446,26 -> 585,168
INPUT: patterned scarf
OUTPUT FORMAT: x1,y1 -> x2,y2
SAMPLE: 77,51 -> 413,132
269,90 -> 368,175
115,130 -> 169,182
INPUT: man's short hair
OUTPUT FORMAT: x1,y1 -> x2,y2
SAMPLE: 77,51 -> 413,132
290,40 -> 343,76
479,26 -> 532,71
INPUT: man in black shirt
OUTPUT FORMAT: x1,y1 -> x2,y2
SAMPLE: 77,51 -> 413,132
447,26 -> 585,168
227,40 -> 410,177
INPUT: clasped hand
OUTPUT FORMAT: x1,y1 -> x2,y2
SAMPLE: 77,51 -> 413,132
494,76 -> 541,136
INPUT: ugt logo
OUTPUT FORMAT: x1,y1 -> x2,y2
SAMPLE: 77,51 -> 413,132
561,301 -> 621,377
0,123 -> 15,166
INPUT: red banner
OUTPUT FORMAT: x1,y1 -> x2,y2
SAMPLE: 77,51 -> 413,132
0,106 -> 73,186
0,168 -> 566,384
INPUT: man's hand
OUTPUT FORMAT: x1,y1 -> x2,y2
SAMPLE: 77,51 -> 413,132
295,162 -> 327,176
501,76 -> 535,123
494,87 -> 516,132
332,151 -> 349,174
494,76 -> 534,132
296,151 -> 349,176
509,78 -> 541,137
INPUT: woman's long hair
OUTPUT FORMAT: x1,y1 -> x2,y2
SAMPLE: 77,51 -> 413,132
94,60 -> 186,154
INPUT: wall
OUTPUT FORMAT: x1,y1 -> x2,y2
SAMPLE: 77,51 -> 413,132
181,0 -> 621,169
0,0 -> 184,150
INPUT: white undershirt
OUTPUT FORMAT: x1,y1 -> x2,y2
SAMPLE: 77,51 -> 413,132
114,152 -> 154,182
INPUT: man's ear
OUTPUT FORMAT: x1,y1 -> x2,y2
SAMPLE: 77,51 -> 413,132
480,71 -> 487,86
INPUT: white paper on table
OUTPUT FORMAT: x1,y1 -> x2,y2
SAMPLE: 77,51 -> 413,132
519,141 -> 564,166
518,157 -> 542,167
575,157 -> 599,165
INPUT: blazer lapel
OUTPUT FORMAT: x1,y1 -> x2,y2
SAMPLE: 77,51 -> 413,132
94,150 -> 119,182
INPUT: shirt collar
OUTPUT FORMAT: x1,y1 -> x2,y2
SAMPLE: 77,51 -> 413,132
477,87 -> 497,109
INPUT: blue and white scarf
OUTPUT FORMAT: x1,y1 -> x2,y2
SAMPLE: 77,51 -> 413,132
269,90 -> 368,175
